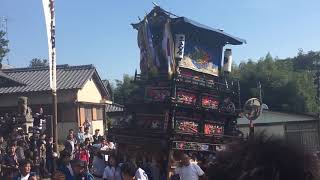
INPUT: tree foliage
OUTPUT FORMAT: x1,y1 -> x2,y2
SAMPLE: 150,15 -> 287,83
233,51 -> 318,113
0,31 -> 9,64
29,58 -> 49,67
112,74 -> 137,104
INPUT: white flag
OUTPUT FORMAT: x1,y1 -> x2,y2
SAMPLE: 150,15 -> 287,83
223,49 -> 232,72
42,0 -> 56,91
174,34 -> 185,59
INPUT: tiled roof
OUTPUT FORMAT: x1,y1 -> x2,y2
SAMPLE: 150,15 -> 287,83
102,80 -> 110,88
237,111 -> 316,125
105,103 -> 124,112
0,64 -> 106,94
0,71 -> 25,85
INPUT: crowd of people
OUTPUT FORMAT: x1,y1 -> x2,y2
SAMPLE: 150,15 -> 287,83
53,126 -> 155,180
0,122 -> 153,180
0,122 -> 320,180
56,126 -> 117,180
0,126 -> 51,180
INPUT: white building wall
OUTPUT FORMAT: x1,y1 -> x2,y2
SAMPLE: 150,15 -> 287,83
238,124 -> 285,138
91,120 -> 104,136
57,122 -> 78,142
77,78 -> 103,103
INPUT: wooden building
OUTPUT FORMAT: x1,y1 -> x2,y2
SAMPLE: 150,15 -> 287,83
238,111 -> 320,152
0,64 -> 111,141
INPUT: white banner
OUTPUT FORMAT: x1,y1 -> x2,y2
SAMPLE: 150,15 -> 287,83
174,34 -> 185,59
42,0 -> 56,91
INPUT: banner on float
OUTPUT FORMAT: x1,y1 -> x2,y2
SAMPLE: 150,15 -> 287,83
174,34 -> 185,59
178,39 -> 223,77
223,49 -> 232,73
42,0 -> 56,91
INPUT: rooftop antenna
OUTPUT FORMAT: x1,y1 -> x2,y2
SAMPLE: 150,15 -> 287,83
152,2 -> 159,7
0,16 -> 9,65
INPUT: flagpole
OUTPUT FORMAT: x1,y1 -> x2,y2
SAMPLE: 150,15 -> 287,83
42,0 -> 58,170
52,90 -> 58,153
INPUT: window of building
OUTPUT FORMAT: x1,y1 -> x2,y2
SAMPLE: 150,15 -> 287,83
96,107 -> 104,120
85,107 -> 92,121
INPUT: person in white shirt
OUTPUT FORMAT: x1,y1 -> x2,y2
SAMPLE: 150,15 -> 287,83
103,155 -> 122,180
135,167 -> 149,180
14,159 -> 36,180
174,154 -> 205,180
84,127 -> 93,143
121,161 -> 149,180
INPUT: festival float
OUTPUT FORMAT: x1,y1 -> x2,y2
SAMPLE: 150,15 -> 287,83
107,6 -> 246,178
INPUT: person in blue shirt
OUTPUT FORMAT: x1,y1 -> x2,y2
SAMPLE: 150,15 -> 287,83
71,159 -> 94,180
76,126 -> 85,144
54,149 -> 74,180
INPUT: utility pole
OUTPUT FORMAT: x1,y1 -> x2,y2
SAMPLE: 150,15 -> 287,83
258,81 -> 262,104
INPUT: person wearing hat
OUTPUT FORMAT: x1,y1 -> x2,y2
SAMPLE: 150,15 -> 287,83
71,159 -> 94,180
54,149 -> 74,180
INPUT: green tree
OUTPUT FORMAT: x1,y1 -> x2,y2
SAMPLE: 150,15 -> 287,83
29,58 -> 49,67
232,51 -> 318,114
293,50 -> 320,71
0,31 -> 9,64
113,74 -> 137,104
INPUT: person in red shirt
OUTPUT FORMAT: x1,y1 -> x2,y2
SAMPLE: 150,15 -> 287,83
75,143 -> 90,164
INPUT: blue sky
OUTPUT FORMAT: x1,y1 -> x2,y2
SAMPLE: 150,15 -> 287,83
1,0 -> 320,81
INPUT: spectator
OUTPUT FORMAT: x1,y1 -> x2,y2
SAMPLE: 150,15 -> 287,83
93,129 -> 101,144
0,135 -> 7,155
92,151 -> 106,179
38,134 -> 47,177
93,138 -> 109,150
38,134 -> 46,146
84,127 -> 93,143
76,126 -> 85,144
75,143 -> 90,164
16,140 -> 26,161
108,141 -> 115,150
121,161 -> 148,180
174,154 -> 205,180
52,170 -> 66,180
103,155 -> 122,180
55,149 -> 74,180
45,136 -> 54,175
84,138 -> 94,168
71,159 -> 94,180
13,159 -> 36,180
83,119 -> 91,130
64,134 -> 76,158
68,129 -> 74,137
28,174 -> 40,180
208,134 -> 320,180
74,144 -> 80,158
2,144 -> 19,179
